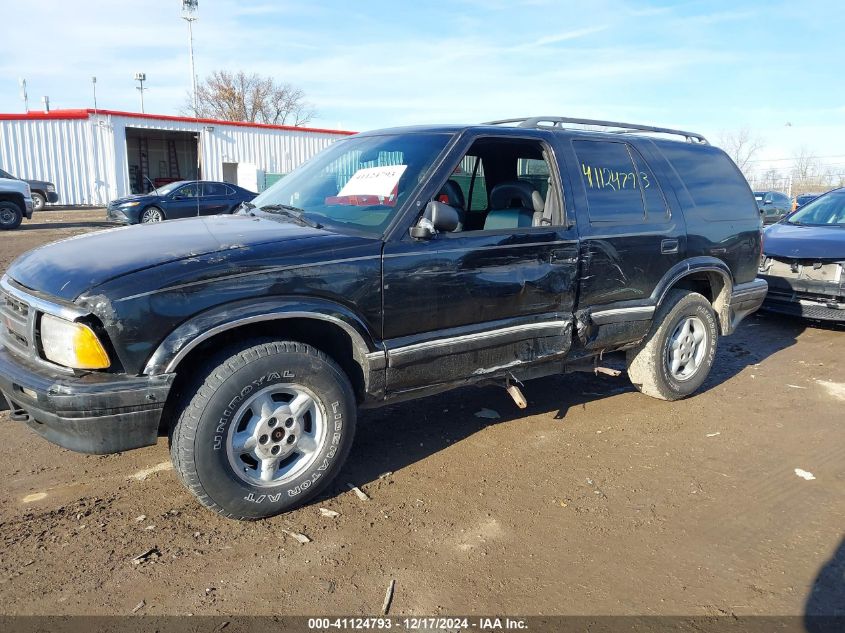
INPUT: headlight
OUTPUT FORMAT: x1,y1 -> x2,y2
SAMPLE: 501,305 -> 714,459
40,314 -> 110,369
47,184 -> 56,192
120,201 -> 141,208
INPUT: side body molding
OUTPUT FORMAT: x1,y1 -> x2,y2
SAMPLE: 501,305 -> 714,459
142,297 -> 385,378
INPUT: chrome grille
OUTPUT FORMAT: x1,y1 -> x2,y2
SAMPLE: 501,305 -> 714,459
0,286 -> 36,359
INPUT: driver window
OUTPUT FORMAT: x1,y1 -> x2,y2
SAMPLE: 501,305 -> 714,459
176,184 -> 200,198
434,138 -> 561,234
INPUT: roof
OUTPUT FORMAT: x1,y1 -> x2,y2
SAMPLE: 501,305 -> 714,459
0,108 -> 356,136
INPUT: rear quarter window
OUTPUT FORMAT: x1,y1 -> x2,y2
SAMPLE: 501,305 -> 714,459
659,143 -> 757,222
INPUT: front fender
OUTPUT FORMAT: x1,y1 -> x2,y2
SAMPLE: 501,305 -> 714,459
142,296 -> 383,376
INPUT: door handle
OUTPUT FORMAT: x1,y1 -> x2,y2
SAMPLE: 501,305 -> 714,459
660,239 -> 679,255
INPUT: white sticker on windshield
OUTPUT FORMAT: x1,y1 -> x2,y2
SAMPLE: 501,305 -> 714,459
338,165 -> 407,197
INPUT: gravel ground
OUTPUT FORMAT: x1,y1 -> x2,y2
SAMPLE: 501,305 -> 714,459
0,208 -> 843,617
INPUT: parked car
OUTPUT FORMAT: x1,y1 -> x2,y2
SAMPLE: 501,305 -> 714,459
107,180 -> 256,224
793,192 -> 821,211
0,175 -> 34,230
0,168 -> 58,211
754,190 -> 792,224
0,116 -> 767,519
759,187 -> 845,321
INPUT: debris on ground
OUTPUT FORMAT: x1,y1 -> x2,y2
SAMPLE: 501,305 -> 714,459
131,548 -> 160,565
283,529 -> 311,544
134,515 -> 146,523
131,600 -> 145,613
786,384 -> 807,389
474,408 -> 500,419
382,579 -> 396,615
378,471 -> 393,480
319,508 -> 340,518
794,468 -> 816,481
347,483 -> 370,501
706,432 -> 721,438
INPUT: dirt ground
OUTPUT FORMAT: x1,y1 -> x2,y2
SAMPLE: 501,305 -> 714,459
0,208 -> 843,617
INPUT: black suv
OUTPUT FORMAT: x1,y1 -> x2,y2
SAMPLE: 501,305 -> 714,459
0,116 -> 767,520
0,168 -> 59,211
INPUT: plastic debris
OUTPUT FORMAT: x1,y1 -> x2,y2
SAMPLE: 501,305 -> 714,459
382,579 -> 396,615
319,508 -> 340,518
283,530 -> 311,544
794,468 -> 816,481
347,483 -> 370,501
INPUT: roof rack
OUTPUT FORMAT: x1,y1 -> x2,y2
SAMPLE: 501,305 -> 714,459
482,116 -> 709,145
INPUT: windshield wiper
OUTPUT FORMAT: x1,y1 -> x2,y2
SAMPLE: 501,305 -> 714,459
258,204 -> 323,229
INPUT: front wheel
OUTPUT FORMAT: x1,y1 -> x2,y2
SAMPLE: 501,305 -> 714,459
626,290 -> 718,401
31,192 -> 46,211
140,206 -> 165,223
0,201 -> 23,230
169,340 -> 357,520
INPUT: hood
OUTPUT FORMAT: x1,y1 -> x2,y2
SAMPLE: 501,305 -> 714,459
763,222 -> 845,261
7,214 -> 339,300
108,193 -> 157,206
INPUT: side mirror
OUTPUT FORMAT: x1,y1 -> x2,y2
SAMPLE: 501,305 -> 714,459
409,200 -> 460,239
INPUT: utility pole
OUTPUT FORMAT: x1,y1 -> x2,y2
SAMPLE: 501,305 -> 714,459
19,78 -> 29,112
182,0 -> 199,117
134,72 -> 147,113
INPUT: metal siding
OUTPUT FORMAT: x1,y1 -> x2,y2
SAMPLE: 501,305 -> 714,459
0,113 -> 348,205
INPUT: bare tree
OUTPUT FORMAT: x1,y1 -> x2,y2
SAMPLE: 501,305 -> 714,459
791,146 -> 821,182
718,127 -> 764,181
185,70 -> 316,126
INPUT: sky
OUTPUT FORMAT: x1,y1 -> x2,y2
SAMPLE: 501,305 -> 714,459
1,0 -> 844,179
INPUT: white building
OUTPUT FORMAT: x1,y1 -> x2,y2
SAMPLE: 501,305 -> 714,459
0,109 -> 354,206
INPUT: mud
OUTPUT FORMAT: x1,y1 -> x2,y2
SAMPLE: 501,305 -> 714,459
0,209 -> 843,616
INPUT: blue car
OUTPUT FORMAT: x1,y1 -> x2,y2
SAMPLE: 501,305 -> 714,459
107,180 -> 256,225
759,187 -> 845,321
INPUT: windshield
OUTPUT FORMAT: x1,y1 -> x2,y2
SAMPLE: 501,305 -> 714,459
155,181 -> 188,196
786,191 -> 845,226
250,133 -> 452,234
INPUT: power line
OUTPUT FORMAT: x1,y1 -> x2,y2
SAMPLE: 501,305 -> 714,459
746,153 -> 845,163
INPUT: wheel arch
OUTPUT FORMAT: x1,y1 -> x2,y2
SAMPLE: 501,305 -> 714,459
654,257 -> 734,335
144,297 -> 385,402
0,192 -> 25,209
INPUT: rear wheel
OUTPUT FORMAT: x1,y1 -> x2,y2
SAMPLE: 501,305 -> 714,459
31,192 -> 46,211
626,290 -> 718,401
140,206 -> 165,223
0,201 -> 23,230
169,339 -> 357,520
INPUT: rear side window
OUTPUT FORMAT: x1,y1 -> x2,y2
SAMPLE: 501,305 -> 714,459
203,183 -> 227,196
659,144 -> 757,222
574,140 -> 665,224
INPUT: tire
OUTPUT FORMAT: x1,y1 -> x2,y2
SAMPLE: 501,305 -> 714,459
0,201 -> 23,230
626,290 -> 718,401
169,339 -> 357,520
140,206 -> 165,223
31,192 -> 46,211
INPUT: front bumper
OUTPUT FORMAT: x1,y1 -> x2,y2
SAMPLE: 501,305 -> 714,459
24,199 -> 33,219
0,346 -> 174,454
46,192 -> 59,204
106,206 -> 132,224
761,289 -> 845,322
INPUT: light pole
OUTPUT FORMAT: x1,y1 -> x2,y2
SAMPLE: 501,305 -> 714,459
134,72 -> 147,113
19,78 -> 28,112
92,76 -> 98,112
182,0 -> 199,117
